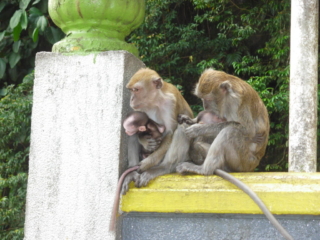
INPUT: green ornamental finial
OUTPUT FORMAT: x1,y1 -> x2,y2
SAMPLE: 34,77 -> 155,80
48,0 -> 145,56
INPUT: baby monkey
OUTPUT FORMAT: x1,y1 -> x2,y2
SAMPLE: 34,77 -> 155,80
110,112 -> 166,232
197,110 -> 226,124
123,111 -> 165,158
179,110 -> 227,164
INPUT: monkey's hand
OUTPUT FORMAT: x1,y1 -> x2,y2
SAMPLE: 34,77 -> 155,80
178,114 -> 196,125
184,123 -> 206,139
139,135 -> 161,152
121,171 -> 140,195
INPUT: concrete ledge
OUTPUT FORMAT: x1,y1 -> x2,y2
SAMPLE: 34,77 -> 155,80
121,172 -> 320,215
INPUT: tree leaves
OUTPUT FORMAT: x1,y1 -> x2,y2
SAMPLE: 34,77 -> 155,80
9,53 -> 21,68
9,10 -> 23,29
0,1 -> 64,86
0,74 -> 33,240
0,59 -> 6,79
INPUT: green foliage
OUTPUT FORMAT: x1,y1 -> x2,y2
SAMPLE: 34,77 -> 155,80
0,0 -> 64,91
128,0 -> 298,170
0,73 -> 33,239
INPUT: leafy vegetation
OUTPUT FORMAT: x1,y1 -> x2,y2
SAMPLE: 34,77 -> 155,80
0,0 -> 64,239
0,73 -> 33,240
0,0 -> 64,91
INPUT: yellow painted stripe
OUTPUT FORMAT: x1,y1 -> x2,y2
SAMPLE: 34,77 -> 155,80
121,172 -> 320,215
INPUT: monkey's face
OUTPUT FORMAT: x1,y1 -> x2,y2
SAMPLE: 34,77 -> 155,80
123,123 -> 139,136
127,81 -> 159,110
128,83 -> 148,110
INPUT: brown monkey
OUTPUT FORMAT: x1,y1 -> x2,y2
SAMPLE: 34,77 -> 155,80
176,70 -> 293,240
121,68 -> 193,194
123,111 -> 165,158
176,69 -> 270,174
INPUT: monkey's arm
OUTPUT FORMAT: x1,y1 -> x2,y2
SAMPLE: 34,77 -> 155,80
139,132 -> 173,172
185,121 -> 240,139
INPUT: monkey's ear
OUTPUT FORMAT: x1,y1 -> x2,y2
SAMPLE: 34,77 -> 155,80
157,124 -> 166,133
219,81 -> 233,94
138,126 -> 147,132
152,78 -> 163,89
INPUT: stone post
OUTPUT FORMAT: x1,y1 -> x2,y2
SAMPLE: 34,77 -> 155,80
289,0 -> 318,172
24,1 -> 145,239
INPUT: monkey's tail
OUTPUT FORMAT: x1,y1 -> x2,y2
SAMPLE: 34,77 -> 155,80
109,166 -> 140,232
215,169 -> 294,240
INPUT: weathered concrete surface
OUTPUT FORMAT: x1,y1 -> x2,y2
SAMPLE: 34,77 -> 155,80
24,51 -> 145,240
289,0 -> 319,172
122,213 -> 320,240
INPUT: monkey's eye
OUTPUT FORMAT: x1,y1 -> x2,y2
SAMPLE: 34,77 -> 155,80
132,88 -> 139,92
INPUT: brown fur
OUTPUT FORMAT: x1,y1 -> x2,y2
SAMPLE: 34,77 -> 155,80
122,68 -> 193,194
177,69 -> 270,174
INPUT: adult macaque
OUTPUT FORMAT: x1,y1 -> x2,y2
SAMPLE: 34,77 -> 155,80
176,69 -> 270,174
176,69 -> 293,240
123,111 -> 165,158
121,68 -> 193,194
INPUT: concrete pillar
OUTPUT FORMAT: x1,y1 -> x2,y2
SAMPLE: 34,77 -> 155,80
289,0 -> 319,172
24,51 -> 144,239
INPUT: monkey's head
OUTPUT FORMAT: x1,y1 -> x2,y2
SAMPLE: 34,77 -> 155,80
194,69 -> 240,113
123,111 -> 149,136
197,110 -> 226,124
126,68 -> 163,110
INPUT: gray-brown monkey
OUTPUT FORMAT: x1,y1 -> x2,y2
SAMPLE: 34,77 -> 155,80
176,69 -> 270,174
123,111 -> 165,158
176,69 -> 293,240
121,68 -> 193,194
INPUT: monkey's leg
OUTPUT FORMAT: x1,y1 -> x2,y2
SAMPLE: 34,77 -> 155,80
121,171 -> 140,195
177,127 -> 237,175
137,125 -> 191,187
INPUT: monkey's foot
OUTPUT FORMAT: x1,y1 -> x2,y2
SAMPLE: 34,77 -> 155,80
176,162 -> 203,175
135,171 -> 154,187
121,171 -> 140,195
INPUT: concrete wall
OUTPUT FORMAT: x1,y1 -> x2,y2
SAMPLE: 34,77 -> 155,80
24,51 -> 144,240
122,213 -> 320,240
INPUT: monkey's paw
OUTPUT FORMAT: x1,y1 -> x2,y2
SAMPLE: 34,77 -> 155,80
135,171 -> 154,188
121,171 -> 140,195
176,162 -> 190,174
178,114 -> 194,124
184,124 -> 201,139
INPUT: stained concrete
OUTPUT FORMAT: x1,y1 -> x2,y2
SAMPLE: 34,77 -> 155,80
24,51 -> 145,240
